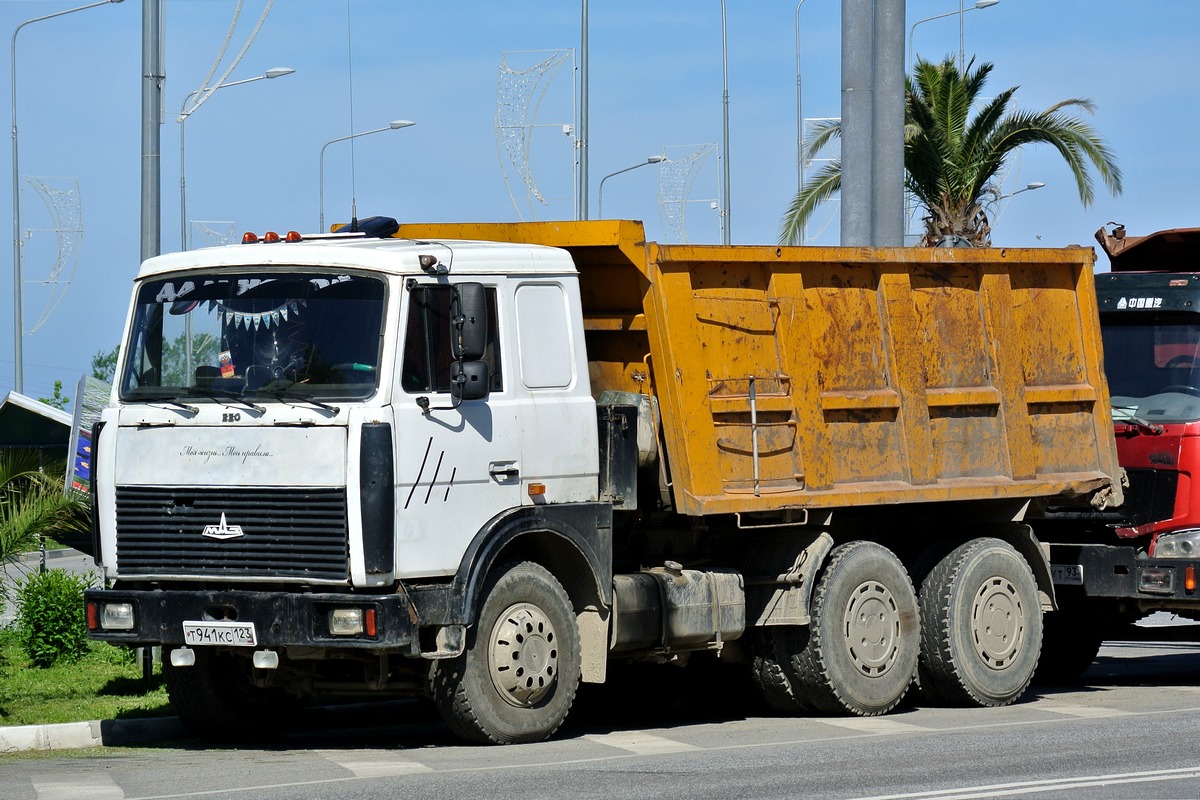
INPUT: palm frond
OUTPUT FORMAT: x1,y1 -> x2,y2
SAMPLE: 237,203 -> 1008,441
779,161 -> 842,246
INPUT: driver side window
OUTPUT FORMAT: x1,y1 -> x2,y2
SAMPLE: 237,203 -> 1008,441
401,285 -> 503,394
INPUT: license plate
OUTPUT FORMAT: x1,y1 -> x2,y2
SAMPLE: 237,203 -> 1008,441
182,620 -> 258,647
1051,563 -> 1084,586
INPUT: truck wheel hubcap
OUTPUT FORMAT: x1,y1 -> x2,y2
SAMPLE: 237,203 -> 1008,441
842,580 -> 901,676
971,576 -> 1023,668
488,602 -> 558,707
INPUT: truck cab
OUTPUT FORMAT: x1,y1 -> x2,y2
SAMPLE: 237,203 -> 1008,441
1038,226 -> 1200,680
87,219 -> 614,742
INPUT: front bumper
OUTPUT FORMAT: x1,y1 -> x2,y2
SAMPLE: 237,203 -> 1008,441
1049,544 -> 1200,601
85,588 -> 419,653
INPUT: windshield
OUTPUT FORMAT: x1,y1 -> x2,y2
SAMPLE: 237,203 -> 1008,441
120,270 -> 387,403
1103,314 -> 1200,424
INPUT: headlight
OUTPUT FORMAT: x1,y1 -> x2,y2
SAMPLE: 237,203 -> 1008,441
329,607 -> 364,635
327,607 -> 377,636
1153,530 -> 1200,559
101,602 -> 135,631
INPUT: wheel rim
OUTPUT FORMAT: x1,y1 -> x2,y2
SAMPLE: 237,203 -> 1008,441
971,576 -> 1024,669
487,602 -> 559,707
841,580 -> 901,676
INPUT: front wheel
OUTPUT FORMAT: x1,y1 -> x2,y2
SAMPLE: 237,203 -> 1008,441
917,538 -> 1042,706
431,561 -> 581,744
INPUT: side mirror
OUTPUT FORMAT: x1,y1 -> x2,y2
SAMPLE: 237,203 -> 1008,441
451,283 -> 488,361
451,361 -> 490,402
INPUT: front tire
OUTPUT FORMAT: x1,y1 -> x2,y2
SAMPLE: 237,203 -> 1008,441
917,538 -> 1042,706
432,561 -> 581,744
786,541 -> 920,716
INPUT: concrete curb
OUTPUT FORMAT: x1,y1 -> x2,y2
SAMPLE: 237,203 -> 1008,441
0,717 -> 185,754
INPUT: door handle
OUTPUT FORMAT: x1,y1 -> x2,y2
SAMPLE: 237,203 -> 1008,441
488,461 -> 520,481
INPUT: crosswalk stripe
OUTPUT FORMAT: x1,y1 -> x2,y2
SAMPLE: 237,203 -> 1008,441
1037,703 -> 1132,718
324,752 -> 433,778
585,732 -> 699,754
817,717 -> 930,734
31,773 -> 123,800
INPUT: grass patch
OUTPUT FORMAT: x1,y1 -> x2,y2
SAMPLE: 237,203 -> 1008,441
0,630 -> 172,727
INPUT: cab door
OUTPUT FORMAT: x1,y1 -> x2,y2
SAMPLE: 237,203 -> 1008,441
392,278 -> 520,578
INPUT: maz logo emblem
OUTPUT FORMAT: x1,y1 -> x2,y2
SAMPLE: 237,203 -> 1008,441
202,513 -> 245,540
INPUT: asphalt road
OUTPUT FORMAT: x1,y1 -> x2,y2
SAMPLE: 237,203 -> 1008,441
1,637 -> 1199,800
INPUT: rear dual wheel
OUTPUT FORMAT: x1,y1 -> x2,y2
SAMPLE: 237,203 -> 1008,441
917,538 -> 1042,706
751,541 -> 920,716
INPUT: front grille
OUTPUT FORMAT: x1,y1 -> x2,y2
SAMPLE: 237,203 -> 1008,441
115,486 -> 349,581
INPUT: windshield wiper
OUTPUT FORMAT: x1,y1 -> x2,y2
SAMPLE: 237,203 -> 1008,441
126,392 -> 199,415
190,386 -> 265,414
260,383 -> 341,414
1112,405 -> 1164,436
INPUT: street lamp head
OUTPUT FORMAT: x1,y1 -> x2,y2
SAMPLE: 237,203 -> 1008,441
647,156 -> 667,164
975,0 -> 1000,8
264,67 -> 295,79
1026,181 -> 1046,190
388,120 -> 416,129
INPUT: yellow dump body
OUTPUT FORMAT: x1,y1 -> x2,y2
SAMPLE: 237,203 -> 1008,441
397,220 -> 1121,518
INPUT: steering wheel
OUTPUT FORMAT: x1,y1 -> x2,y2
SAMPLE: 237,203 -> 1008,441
1166,355 -> 1200,369
1161,384 -> 1200,397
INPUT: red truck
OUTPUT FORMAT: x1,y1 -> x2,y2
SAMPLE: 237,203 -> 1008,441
1038,224 -> 1200,680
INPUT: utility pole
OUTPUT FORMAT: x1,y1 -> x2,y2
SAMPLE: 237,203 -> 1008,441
141,0 -> 163,263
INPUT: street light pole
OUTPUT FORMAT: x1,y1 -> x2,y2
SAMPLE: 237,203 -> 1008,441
319,121 -> 415,232
10,0 -> 124,395
907,0 -> 999,74
719,0 -> 731,245
179,68 -> 295,251
998,181 -> 1045,201
795,0 -> 808,243
597,156 -> 665,219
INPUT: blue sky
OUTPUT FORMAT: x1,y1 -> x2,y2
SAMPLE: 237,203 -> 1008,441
1,0 -> 1197,405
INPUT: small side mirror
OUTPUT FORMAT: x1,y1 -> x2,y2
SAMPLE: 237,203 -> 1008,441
451,283 -> 487,361
451,361 -> 490,402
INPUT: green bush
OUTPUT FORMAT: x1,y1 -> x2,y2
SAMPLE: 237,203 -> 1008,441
15,568 -> 92,667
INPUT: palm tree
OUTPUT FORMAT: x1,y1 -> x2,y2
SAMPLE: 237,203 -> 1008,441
780,56 -> 1122,247
0,450 -> 90,566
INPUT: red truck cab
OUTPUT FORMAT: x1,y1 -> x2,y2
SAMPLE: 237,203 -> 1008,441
1036,226 -> 1200,681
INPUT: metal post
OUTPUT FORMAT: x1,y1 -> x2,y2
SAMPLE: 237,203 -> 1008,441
141,0 -> 163,265
841,0 -> 873,246
795,0 -> 808,244
579,0 -> 589,220
872,0 -> 905,247
720,0 -> 731,244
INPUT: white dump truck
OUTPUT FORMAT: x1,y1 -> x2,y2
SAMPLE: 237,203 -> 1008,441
85,218 -> 1121,743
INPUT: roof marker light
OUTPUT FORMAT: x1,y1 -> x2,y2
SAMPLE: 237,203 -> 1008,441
264,231 -> 281,243
242,232 -> 259,244
285,231 -> 303,242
